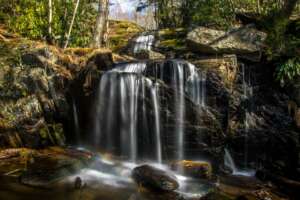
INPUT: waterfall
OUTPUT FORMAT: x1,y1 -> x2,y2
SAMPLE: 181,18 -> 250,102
186,62 -> 206,107
172,61 -> 186,161
133,34 -> 155,53
224,148 -> 255,177
157,60 -> 206,161
224,148 -> 238,173
151,84 -> 162,163
72,99 -> 80,144
93,62 -> 162,162
112,62 -> 147,73
95,72 -> 141,162
242,64 -> 254,168
92,60 -> 206,163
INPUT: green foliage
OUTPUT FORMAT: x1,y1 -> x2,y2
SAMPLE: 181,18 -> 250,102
7,0 -> 48,39
0,0 -> 97,47
189,0 -> 235,29
276,58 -> 300,86
108,20 -> 144,51
153,0 -> 235,29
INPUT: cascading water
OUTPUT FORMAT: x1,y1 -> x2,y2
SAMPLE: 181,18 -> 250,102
224,148 -> 238,173
92,59 -> 206,163
72,99 -> 80,144
165,60 -> 206,161
224,148 -> 255,177
186,62 -> 206,107
95,72 -> 139,162
133,34 -> 155,54
93,62 -> 162,162
242,64 -> 254,168
172,61 -> 186,161
151,84 -> 162,163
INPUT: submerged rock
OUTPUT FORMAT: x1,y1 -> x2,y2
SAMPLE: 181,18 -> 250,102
171,160 -> 212,179
132,165 -> 179,191
187,25 -> 267,61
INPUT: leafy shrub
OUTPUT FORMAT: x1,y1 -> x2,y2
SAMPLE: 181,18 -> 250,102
276,58 -> 300,86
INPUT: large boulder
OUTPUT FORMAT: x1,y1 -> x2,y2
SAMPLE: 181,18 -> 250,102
171,160 -> 212,179
131,165 -> 179,191
187,25 -> 267,61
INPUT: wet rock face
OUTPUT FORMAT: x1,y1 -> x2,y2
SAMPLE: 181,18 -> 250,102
189,55 -> 299,178
134,50 -> 166,60
132,165 -> 179,191
222,62 -> 299,179
187,25 -> 267,61
0,33 -> 116,148
0,46 -> 71,148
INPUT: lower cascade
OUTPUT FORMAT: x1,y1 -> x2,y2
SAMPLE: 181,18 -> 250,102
224,148 -> 256,177
91,59 -> 206,163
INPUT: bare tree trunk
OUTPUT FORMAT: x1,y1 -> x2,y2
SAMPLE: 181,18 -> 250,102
60,1 -> 69,47
257,0 -> 261,14
46,0 -> 54,44
48,0 -> 53,37
64,0 -> 80,49
91,0 -> 109,48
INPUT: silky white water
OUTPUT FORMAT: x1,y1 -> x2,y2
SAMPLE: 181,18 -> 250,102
92,60 -> 206,163
151,84 -> 162,163
133,34 -> 155,53
72,99 -> 80,143
224,148 -> 255,177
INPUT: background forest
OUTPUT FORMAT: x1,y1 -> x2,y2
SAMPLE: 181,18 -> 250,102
0,0 -> 299,83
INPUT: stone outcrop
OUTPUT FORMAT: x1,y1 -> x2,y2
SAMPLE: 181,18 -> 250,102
134,50 -> 166,60
187,25 -> 267,61
0,43 -> 72,148
131,165 -> 179,191
171,160 -> 212,179
0,36 -> 115,148
196,56 -> 299,179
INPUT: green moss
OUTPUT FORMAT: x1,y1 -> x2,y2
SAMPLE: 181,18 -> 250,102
108,20 -> 144,52
39,126 -> 49,139
158,28 -> 187,39
51,123 -> 65,146
159,39 -> 185,50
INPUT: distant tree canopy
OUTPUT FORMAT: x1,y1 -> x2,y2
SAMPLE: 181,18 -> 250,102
142,0 -> 300,29
141,0 -> 300,84
0,0 -> 299,73
0,0 -> 98,47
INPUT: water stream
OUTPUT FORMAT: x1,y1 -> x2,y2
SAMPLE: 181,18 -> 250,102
72,99 -> 80,144
133,34 -> 155,54
224,148 -> 255,177
242,64 -> 254,168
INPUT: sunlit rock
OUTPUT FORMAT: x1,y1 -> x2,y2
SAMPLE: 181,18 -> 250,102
171,160 -> 212,179
187,25 -> 267,61
134,50 -> 166,60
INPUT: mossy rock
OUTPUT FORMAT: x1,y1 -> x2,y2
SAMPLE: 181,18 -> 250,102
108,20 -> 144,52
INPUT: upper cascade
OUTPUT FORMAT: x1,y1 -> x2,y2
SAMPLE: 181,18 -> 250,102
133,34 -> 155,54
